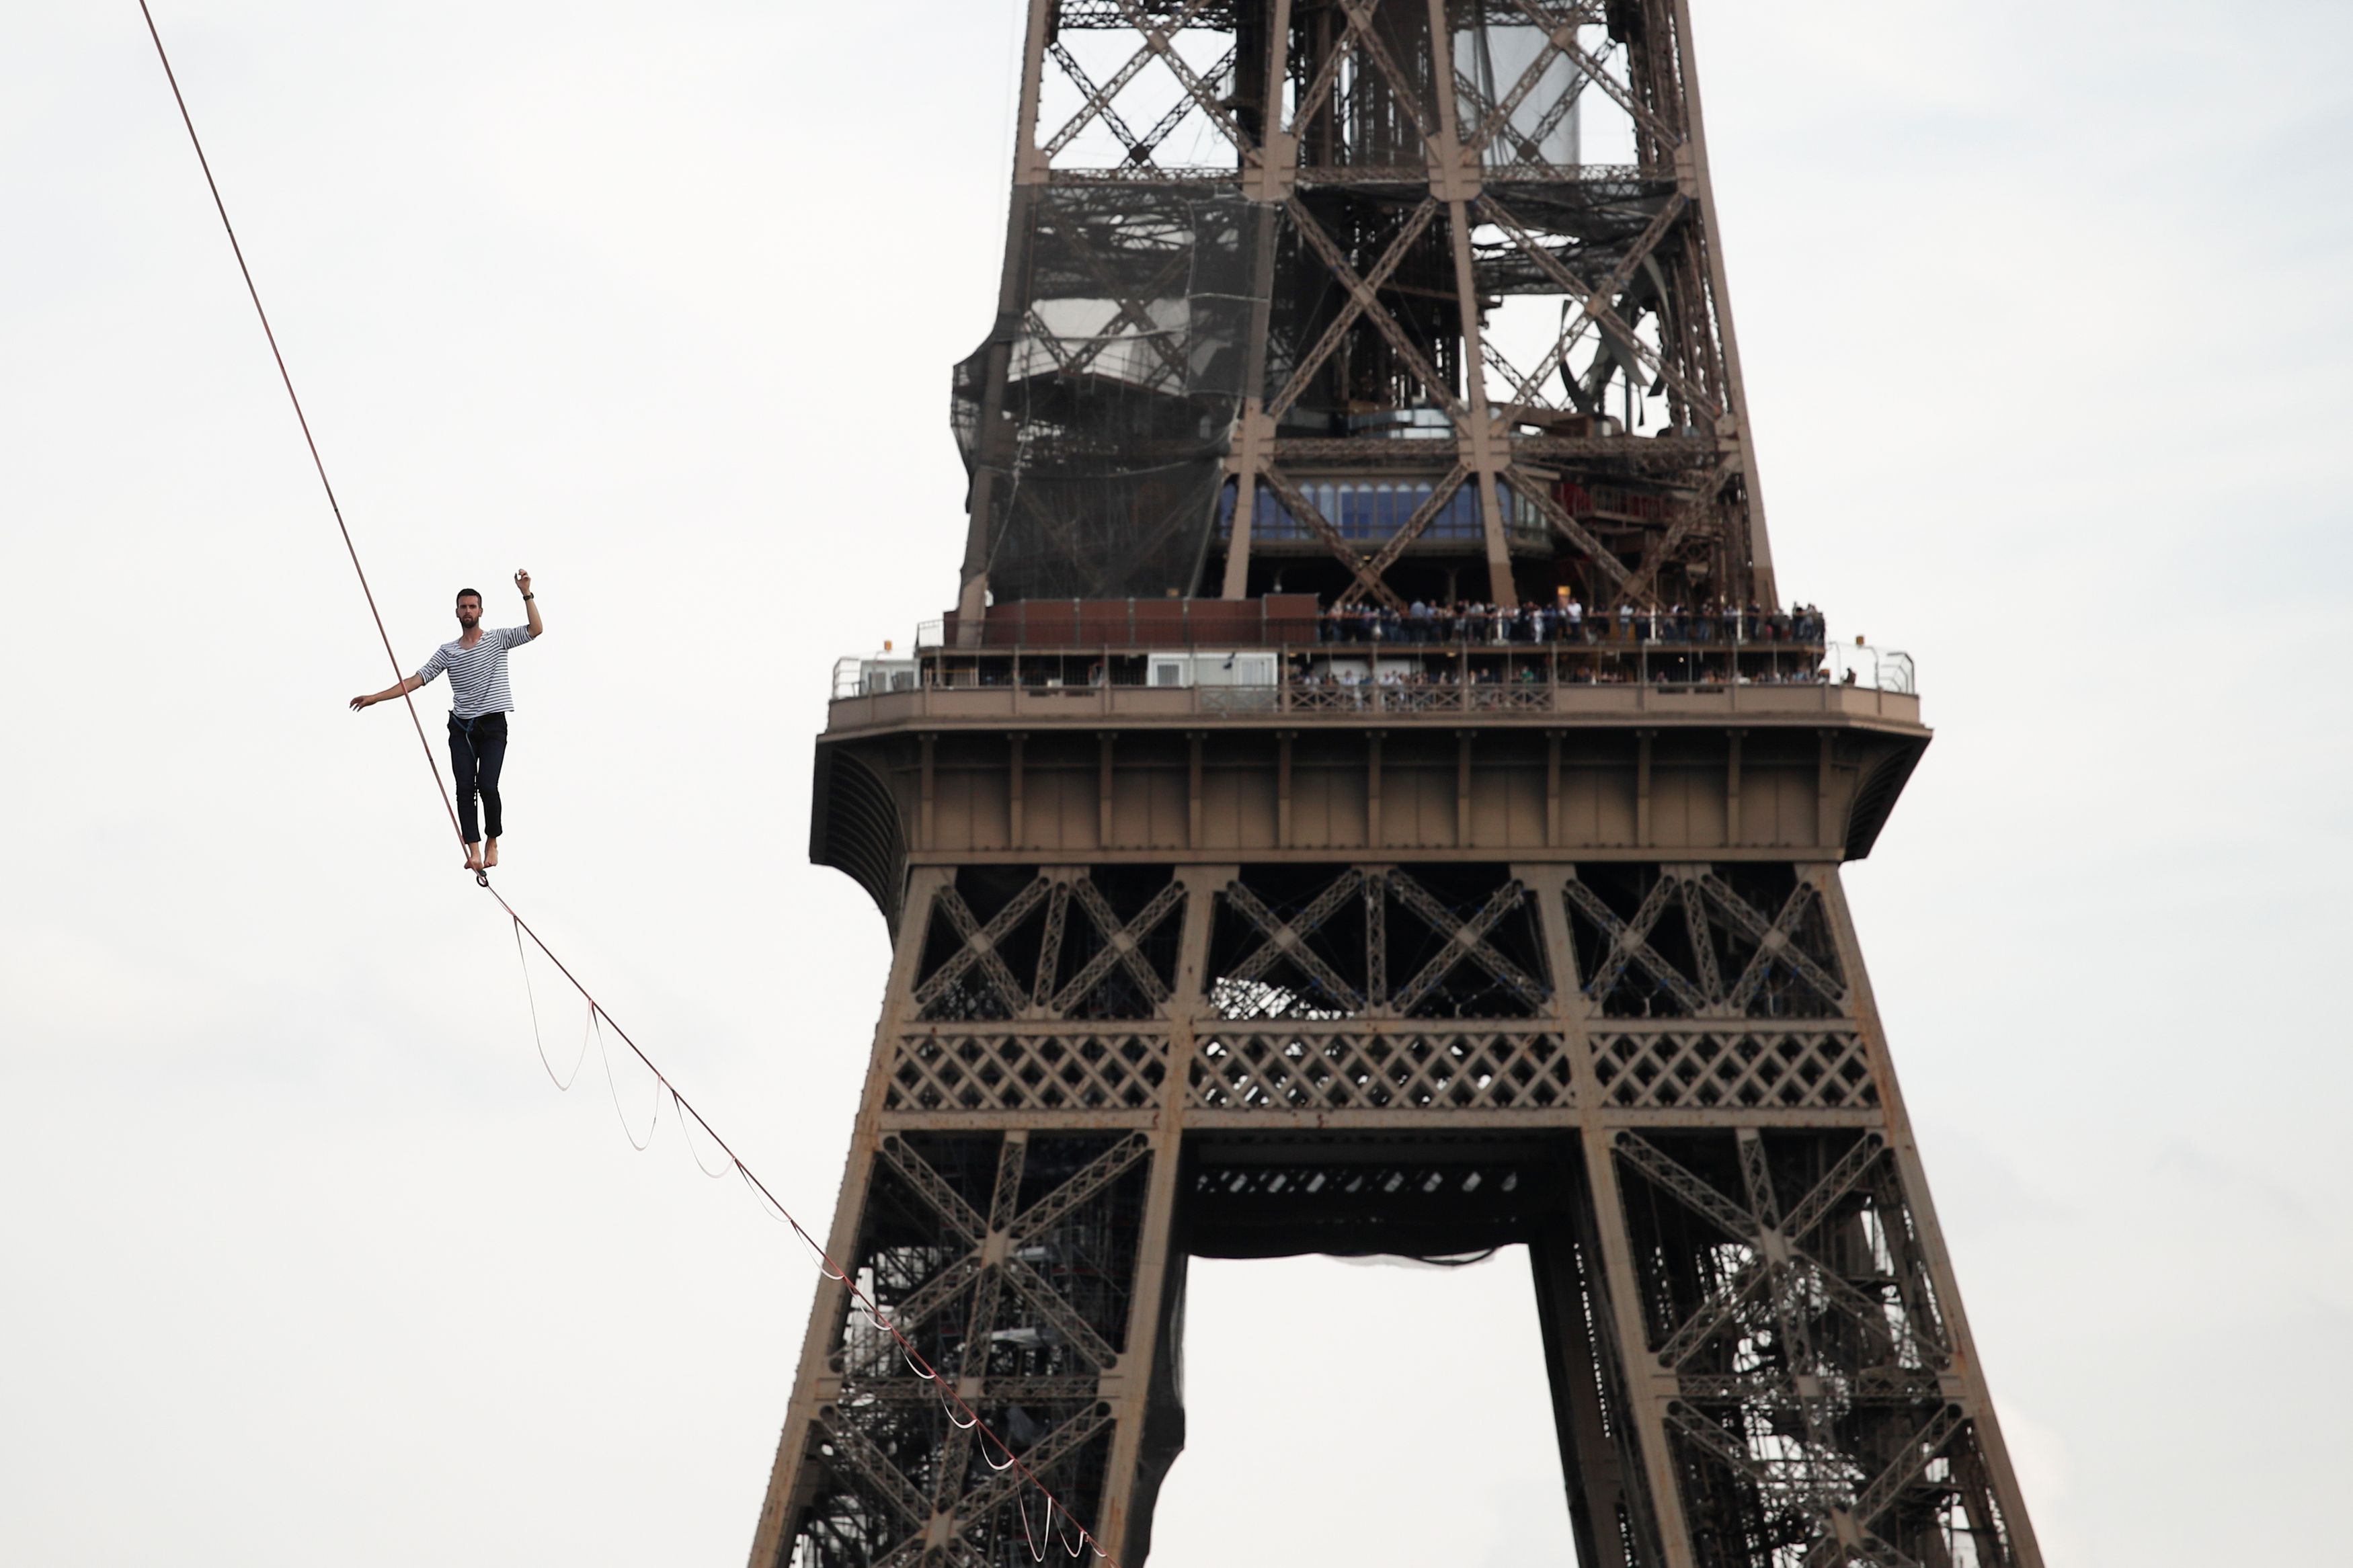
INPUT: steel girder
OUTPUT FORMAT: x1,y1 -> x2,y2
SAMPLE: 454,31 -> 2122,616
748,858 -> 2042,1568
952,0 -> 1780,617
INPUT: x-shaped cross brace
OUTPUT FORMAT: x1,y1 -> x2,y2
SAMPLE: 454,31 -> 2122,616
1695,872 -> 1849,1014
1220,871 -> 1369,1016
1267,198 -> 1444,421
1254,465 -> 1411,613
1503,0 -> 1685,151
1384,870 -> 1552,1016
1457,19 -> 1611,161
1489,192 -> 1689,413
1618,1132 -> 1911,1372
1043,880 -> 1183,1018
1332,463 -> 1472,609
1042,0 -> 1240,162
1283,0 -> 1441,157
1476,194 -> 1720,421
914,876 -> 1053,1019
1566,874 -> 1710,1014
1044,36 -> 1232,170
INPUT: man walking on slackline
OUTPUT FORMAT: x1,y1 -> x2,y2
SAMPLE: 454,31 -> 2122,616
350,570 -> 543,873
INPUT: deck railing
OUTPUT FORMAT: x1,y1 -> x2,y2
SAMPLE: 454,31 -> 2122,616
833,638 -> 1918,708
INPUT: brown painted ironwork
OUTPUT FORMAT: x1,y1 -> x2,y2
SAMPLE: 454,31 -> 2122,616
755,5 -> 2038,1567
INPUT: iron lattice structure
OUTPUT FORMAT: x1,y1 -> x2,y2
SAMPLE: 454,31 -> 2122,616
752,4 -> 2042,1567
952,0 -> 1778,617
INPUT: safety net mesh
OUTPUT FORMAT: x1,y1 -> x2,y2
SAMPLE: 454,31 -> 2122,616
954,188 -> 1265,602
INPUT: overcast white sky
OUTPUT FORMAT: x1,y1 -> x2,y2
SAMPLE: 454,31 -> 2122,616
3,1 -> 2348,1563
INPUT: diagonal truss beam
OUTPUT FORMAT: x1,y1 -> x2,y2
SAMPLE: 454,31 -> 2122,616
1476,193 -> 1720,419
1255,465 -> 1412,613
1010,1131 -> 1153,1241
1656,1256 -> 1769,1369
1386,871 -> 1550,1015
1334,462 -> 1470,608
1616,1132 -> 1759,1242
1683,870 -> 1727,1004
1331,0 -> 1437,149
1050,881 -> 1182,1015
1107,0 -> 1252,155
1566,875 -> 1707,1014
1664,1400 -> 1771,1487
949,1404 -> 1117,1528
1283,16 -> 1357,145
1509,466 -> 1640,598
846,1257 -> 985,1374
1492,192 -> 1687,413
997,1255 -> 1120,1367
1700,874 -> 1849,1015
1040,0 -> 1221,157
1504,0 -> 1684,150
1823,1406 -> 1970,1561
818,1416 -> 934,1531
1051,226 -> 1196,384
1030,883 -> 1073,1010
1221,872 -> 1371,1012
1285,198 -> 1461,414
879,1134 -> 990,1244
1611,456 -> 1732,610
1460,26 -> 1613,159
1267,198 -> 1442,419
1780,1134 -> 1886,1243
1043,30 -> 1233,171
915,878 -> 1051,1018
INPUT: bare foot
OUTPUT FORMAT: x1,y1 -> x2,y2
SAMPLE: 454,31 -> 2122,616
464,843 -> 484,872
483,839 -> 500,868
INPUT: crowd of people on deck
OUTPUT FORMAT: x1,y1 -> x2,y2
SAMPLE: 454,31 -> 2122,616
1314,597 -> 1827,647
1289,653 -> 1842,692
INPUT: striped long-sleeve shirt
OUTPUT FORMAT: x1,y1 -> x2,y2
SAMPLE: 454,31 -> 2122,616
415,626 -> 536,719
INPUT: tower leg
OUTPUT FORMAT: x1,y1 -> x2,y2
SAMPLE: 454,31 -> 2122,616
758,858 -> 2042,1568
750,865 -> 1216,1568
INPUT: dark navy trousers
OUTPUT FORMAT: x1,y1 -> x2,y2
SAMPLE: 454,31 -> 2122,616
446,711 -> 509,843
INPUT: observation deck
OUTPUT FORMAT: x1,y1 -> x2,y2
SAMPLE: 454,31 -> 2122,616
812,599 -> 1929,928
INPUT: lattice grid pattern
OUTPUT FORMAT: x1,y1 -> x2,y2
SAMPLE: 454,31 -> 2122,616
886,1032 -> 1170,1112
1591,1030 -> 1877,1110
1566,866 -> 1851,1022
790,1132 -> 1149,1568
1192,1026 -> 1574,1111
1611,1130 -> 2009,1566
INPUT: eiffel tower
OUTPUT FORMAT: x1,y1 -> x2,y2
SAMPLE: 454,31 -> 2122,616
751,3 -> 2041,1565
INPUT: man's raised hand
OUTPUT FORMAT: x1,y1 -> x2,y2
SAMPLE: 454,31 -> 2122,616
515,567 -> 532,597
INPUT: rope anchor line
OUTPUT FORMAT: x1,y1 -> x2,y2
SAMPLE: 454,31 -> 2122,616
132,4 -> 1124,1559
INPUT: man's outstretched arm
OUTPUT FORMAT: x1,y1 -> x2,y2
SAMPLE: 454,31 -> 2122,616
350,674 -> 426,712
516,568 -> 543,638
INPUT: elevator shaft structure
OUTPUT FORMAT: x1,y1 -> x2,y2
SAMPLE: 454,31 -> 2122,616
751,4 -> 2042,1566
